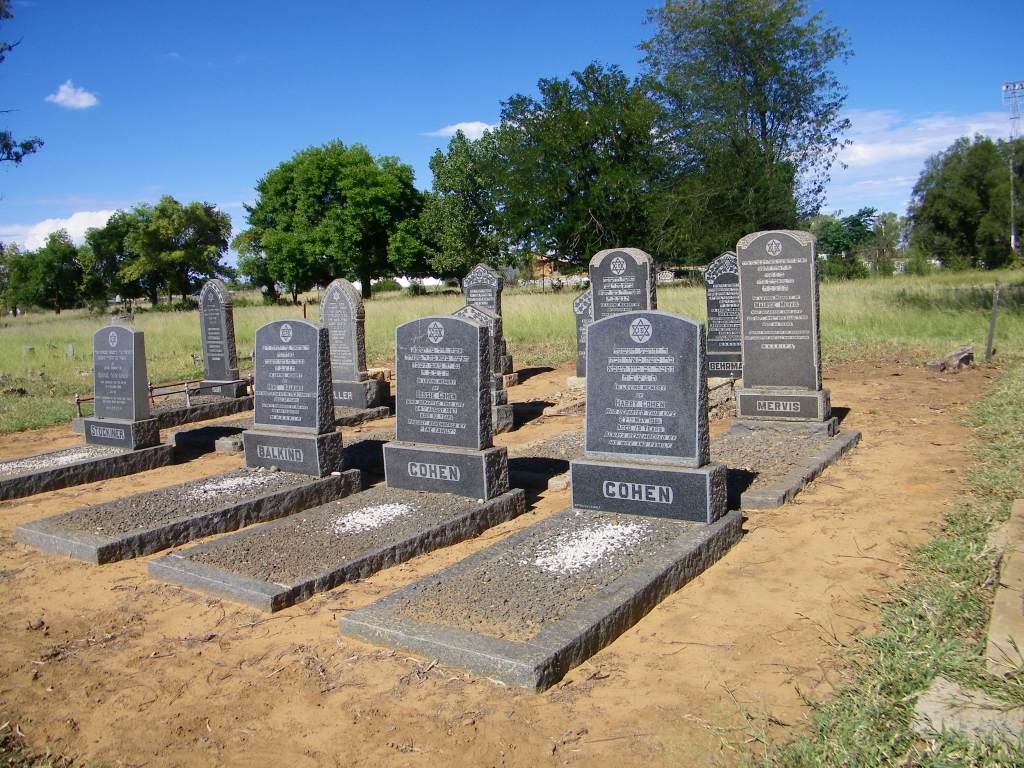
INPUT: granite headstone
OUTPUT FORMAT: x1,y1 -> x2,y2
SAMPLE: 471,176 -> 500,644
198,279 -> 244,398
384,315 -> 508,499
462,263 -> 503,317
321,278 -> 387,409
704,251 -> 742,379
735,230 -> 830,424
453,304 -> 513,432
570,310 -> 725,523
572,288 -> 593,379
589,248 -> 657,322
83,325 -> 159,449
243,319 -> 343,475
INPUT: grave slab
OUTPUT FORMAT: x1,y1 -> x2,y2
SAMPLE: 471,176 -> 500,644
572,287 -> 593,380
340,507 -> 742,690
15,468 -> 360,564
0,443 -> 174,501
72,394 -> 254,433
149,485 -> 525,612
384,442 -> 508,501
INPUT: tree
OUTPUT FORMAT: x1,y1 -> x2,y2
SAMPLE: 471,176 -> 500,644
83,197 -> 232,305
641,0 -> 851,219
237,141 -> 424,300
908,135 -> 1023,269
0,0 -> 42,166
420,130 -> 504,277
121,196 -> 231,301
490,63 -> 668,267
3,230 -> 82,311
813,207 -> 875,279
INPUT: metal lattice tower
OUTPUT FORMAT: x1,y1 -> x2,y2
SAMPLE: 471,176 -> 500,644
1003,81 -> 1024,254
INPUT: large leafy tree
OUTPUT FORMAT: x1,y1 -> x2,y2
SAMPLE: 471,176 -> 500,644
490,63 -> 668,267
909,135 -> 1023,269
641,0 -> 850,242
0,0 -> 42,166
420,130 -> 504,277
236,141 -> 426,299
3,230 -> 82,311
121,196 -> 231,301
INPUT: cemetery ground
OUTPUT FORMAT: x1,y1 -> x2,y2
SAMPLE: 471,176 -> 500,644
1,347 -> 1022,765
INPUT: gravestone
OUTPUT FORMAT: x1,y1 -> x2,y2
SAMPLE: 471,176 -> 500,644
242,319 -> 344,476
569,310 -> 726,523
734,230 -> 832,429
453,304 -> 513,433
589,248 -> 657,322
83,325 -> 160,450
572,287 -> 592,381
704,252 -> 742,379
321,278 -> 389,410
198,279 -> 246,398
462,263 -> 503,317
383,315 -> 509,500
656,269 -> 675,284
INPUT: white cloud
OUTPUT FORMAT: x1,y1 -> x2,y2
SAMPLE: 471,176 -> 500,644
44,80 -> 99,110
0,210 -> 115,249
425,121 -> 496,140
824,109 -> 1010,215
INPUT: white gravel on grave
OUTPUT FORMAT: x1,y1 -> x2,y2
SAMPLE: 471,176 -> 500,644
182,473 -> 279,501
328,503 -> 417,535
0,447 -> 111,475
531,518 -> 652,575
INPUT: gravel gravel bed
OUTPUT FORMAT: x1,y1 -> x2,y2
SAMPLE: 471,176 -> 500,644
507,427 -> 832,494
395,510 -> 686,642
0,444 -> 126,478
56,468 -> 313,536
185,487 -> 480,584
508,430 -> 583,460
151,394 -> 232,414
712,428 -> 831,491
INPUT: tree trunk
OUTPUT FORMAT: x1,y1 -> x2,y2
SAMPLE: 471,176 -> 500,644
360,271 -> 372,299
291,286 -> 298,304
148,285 -> 159,306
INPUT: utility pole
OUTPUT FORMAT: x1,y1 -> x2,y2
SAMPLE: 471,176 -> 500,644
1002,81 -> 1024,258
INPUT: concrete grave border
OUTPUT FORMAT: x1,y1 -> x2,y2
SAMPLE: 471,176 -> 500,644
340,507 -> 743,690
73,395 -> 254,434
15,469 -> 361,564
0,443 -> 174,501
149,488 -> 526,612
734,428 -> 861,509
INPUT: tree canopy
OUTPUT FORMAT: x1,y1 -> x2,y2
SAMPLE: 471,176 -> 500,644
235,141 -> 427,299
908,135 -> 1023,269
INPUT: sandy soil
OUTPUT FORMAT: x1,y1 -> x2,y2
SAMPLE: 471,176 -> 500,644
0,360 -> 993,767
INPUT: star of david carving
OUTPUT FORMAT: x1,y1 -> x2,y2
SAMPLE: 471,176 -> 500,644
629,317 -> 653,344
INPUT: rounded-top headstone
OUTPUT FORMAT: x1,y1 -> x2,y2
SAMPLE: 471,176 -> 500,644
588,248 -> 657,322
703,251 -> 742,379
321,278 -> 367,382
462,263 -> 504,316
585,310 -> 708,468
252,319 -> 334,434
735,230 -> 821,391
199,279 -> 239,382
394,315 -> 492,451
92,324 -> 150,421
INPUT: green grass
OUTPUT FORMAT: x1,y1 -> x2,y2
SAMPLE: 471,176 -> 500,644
751,361 -> 1024,767
0,270 -> 1022,433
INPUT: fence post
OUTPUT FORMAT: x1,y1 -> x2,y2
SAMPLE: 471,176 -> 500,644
985,282 -> 1001,362
75,393 -> 82,418
184,380 -> 192,408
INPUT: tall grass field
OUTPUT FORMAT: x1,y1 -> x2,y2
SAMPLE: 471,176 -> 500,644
0,270 -> 1021,433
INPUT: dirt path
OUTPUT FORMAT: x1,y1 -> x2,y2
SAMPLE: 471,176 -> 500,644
0,361 -> 991,767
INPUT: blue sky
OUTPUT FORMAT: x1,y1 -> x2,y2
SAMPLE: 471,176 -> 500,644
0,0 -> 1021,254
